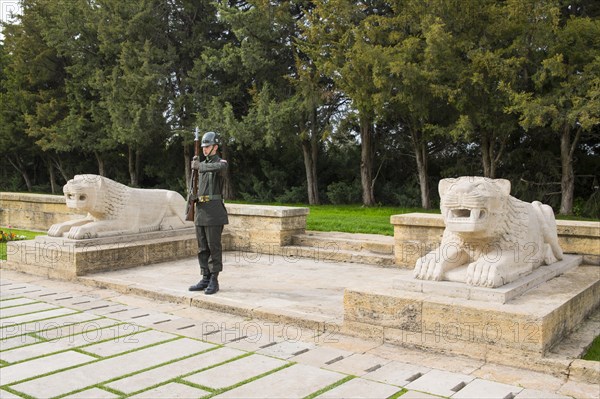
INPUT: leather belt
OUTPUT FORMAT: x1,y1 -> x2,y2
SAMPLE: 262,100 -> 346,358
198,195 -> 222,203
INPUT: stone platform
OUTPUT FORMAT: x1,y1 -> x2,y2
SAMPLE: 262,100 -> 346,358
344,259 -> 599,363
393,255 -> 582,303
4,229 -> 201,279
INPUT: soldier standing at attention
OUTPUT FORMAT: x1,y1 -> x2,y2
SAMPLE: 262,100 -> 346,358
188,131 -> 228,295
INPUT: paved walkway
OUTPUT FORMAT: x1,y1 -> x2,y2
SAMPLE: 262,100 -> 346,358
1,251 -> 599,399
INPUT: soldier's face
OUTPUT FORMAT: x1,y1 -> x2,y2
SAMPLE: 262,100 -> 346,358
203,145 -> 217,157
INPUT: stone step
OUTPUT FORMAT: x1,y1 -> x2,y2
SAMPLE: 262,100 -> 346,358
291,231 -> 394,255
280,245 -> 396,267
286,231 -> 396,267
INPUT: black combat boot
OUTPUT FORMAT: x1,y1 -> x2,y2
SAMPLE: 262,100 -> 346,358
189,271 -> 211,291
204,272 -> 219,295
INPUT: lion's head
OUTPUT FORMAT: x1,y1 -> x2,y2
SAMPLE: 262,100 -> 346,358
63,174 -> 128,218
439,176 -> 511,235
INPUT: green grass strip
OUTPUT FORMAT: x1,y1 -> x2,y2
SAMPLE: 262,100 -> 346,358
387,388 -> 409,398
303,374 -> 355,399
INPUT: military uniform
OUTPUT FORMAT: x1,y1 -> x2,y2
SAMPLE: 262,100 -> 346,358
188,131 -> 228,295
194,154 -> 228,275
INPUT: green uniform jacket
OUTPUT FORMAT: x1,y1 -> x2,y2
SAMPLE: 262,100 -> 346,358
194,154 -> 229,226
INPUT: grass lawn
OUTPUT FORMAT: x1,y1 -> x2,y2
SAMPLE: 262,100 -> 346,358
0,227 -> 45,261
583,335 -> 600,361
305,204 -> 440,236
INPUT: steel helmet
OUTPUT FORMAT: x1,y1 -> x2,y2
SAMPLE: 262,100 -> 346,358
201,131 -> 219,147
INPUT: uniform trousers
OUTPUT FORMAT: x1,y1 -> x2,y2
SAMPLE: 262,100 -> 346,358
195,225 -> 224,273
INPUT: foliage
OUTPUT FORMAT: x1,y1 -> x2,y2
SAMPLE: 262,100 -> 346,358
326,181 -> 361,205
0,0 -> 599,217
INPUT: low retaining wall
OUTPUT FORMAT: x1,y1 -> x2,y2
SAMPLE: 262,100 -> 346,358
0,193 -> 86,231
0,192 -> 308,248
1,192 -> 309,278
391,213 -> 600,267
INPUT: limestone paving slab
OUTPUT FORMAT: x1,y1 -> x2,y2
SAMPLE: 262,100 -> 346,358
213,363 -> 345,399
201,327 -> 252,345
98,307 -> 156,321
184,353 -> 288,390
148,317 -> 199,333
451,378 -> 522,398
224,331 -> 279,352
290,345 -> 354,368
0,350 -> 96,385
78,329 -> 174,357
0,302 -> 59,318
0,297 -> 39,307
63,388 -> 120,399
256,339 -> 316,359
514,389 -> 572,399
315,377 -> 401,399
0,388 -> 22,399
404,369 -> 475,398
557,380 -> 600,399
0,311 -> 103,339
0,308 -> 81,333
363,360 -> 431,387
120,311 -> 174,327
63,299 -> 121,311
400,391 -> 444,398
1,322 -> 145,363
471,363 -> 565,392
128,382 -> 210,399
32,316 -> 120,341
88,304 -> 131,315
106,347 -> 244,394
322,353 -> 390,376
9,338 -> 215,398
0,333 -> 41,350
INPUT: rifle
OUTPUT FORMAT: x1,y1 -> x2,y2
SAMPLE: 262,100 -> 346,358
185,128 -> 200,221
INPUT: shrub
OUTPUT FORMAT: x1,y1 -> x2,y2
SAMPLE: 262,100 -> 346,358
326,181 -> 361,204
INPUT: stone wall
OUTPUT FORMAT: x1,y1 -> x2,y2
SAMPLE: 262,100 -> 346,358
0,193 -> 86,231
0,192 -> 308,253
391,213 -> 600,267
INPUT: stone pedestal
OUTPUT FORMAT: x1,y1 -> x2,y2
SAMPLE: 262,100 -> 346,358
391,213 -> 600,267
343,263 -> 600,362
225,203 -> 309,249
5,229 -> 203,279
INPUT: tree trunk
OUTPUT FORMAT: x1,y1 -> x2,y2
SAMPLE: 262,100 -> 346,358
559,124 -> 581,215
481,133 -> 493,178
481,131 -> 507,179
128,146 -> 140,187
302,138 -> 320,205
53,156 -> 69,182
360,116 -> 376,206
46,157 -> 58,194
8,155 -> 33,192
94,152 -> 106,176
411,129 -> 431,209
184,143 -> 192,192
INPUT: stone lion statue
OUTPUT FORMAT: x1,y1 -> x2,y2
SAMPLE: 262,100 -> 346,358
48,174 -> 192,239
413,176 -> 563,287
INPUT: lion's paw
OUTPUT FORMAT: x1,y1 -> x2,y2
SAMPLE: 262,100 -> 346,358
67,226 -> 96,240
48,223 -> 67,237
414,253 -> 443,281
466,259 -> 505,287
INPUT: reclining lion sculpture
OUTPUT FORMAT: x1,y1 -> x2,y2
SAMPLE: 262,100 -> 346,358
413,176 -> 563,287
48,174 -> 192,239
